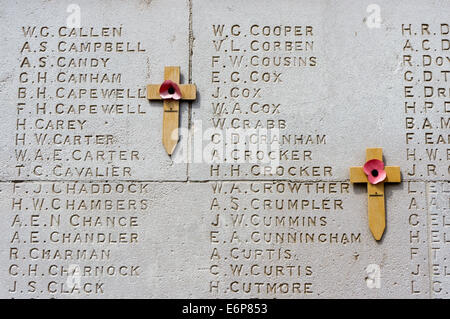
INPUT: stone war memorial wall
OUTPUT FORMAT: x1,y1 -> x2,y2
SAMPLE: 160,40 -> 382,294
0,0 -> 448,298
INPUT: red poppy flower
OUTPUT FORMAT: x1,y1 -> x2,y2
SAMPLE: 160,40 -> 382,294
159,80 -> 181,100
363,159 -> 386,184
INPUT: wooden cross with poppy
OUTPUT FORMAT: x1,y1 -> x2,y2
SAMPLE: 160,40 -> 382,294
147,66 -> 196,155
350,148 -> 401,241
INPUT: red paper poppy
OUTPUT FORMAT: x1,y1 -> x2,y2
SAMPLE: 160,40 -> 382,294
159,80 -> 181,100
363,159 -> 386,184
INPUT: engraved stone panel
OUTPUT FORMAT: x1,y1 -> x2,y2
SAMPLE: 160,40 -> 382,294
0,0 -> 448,299
189,0 -> 449,182
196,181 -> 430,298
428,181 -> 450,298
0,0 -> 190,181
0,180 -> 433,298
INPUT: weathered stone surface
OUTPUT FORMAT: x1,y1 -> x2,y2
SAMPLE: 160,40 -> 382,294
0,181 -> 430,298
0,182 -> 209,298
196,181 -> 431,298
428,181 -> 450,298
0,0 -> 448,299
0,0 -> 190,181
189,0 -> 449,182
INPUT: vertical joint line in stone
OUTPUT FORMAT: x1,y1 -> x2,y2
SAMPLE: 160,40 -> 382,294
424,181 -> 432,298
186,0 -> 194,179
188,0 -> 193,84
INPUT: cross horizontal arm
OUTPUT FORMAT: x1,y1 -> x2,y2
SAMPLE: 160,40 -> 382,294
350,166 -> 401,183
147,84 -> 197,100
385,166 -> 401,182
350,167 -> 366,183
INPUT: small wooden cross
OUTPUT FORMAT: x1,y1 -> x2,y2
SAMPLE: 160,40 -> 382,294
350,148 -> 401,241
147,66 -> 196,155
